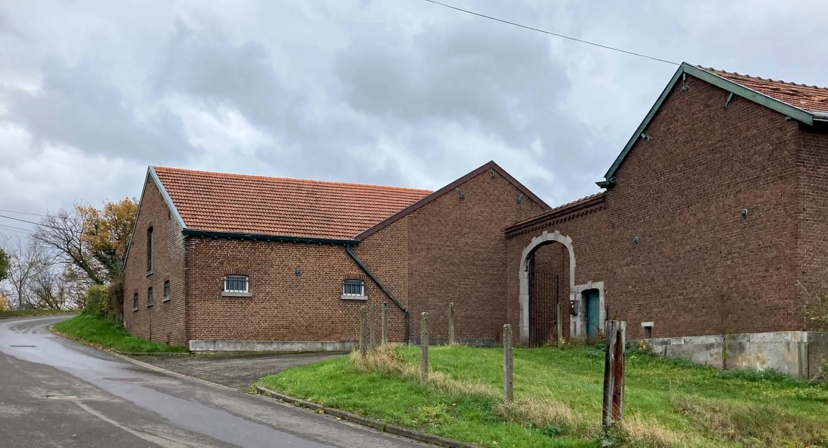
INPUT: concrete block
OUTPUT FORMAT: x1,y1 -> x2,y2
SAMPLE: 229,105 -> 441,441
189,340 -> 355,352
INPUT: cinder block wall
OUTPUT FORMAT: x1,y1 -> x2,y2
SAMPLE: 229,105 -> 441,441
507,74 -> 803,340
123,178 -> 187,346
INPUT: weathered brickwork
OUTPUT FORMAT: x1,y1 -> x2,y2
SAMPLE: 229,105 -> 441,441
506,74 -> 803,340
406,171 -> 546,342
123,178 -> 187,346
797,126 -> 828,328
185,238 -> 407,343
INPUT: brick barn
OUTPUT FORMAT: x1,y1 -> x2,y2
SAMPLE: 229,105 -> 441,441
124,62 -> 828,377
123,162 -> 549,351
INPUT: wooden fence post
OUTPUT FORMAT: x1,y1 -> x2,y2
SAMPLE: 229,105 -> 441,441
369,303 -> 376,349
602,320 -> 626,428
503,324 -> 513,402
359,306 -> 367,357
448,302 -> 455,345
381,302 -> 388,345
421,312 -> 429,380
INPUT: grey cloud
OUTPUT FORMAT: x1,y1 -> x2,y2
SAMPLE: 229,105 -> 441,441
4,57 -> 197,162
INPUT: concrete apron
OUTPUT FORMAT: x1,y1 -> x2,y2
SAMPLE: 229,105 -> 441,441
189,340 -> 356,352
632,331 -> 828,379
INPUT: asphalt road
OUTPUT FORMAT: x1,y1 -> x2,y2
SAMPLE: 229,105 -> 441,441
0,315 -> 424,448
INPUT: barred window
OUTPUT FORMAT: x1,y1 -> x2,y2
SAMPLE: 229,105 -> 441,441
343,280 -> 364,296
163,280 -> 171,302
224,275 -> 249,293
133,293 -> 138,311
147,287 -> 154,307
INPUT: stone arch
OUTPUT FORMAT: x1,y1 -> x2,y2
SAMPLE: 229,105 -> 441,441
519,230 -> 575,344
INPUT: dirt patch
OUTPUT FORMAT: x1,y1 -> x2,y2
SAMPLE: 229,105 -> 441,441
137,352 -> 346,390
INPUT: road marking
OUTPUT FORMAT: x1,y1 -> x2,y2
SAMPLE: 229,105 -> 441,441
70,399 -> 199,448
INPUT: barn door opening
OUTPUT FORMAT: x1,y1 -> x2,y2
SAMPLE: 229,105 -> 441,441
527,243 -> 569,347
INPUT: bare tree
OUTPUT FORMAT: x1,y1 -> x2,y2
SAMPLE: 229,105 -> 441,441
5,238 -> 45,309
33,207 -> 106,285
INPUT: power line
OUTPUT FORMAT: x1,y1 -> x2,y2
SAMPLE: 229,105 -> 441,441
0,224 -> 32,235
420,0 -> 680,66
0,209 -> 48,217
0,214 -> 43,227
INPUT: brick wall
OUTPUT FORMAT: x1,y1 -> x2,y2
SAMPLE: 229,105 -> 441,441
797,125 -> 828,329
123,176 -> 187,345
507,74 -> 802,340
406,170 -> 546,342
185,237 -> 407,343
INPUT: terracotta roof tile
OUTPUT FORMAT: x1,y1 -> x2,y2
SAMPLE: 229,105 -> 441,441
152,167 -> 432,239
700,66 -> 828,113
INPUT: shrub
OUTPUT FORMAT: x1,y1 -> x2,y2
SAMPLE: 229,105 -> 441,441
85,285 -> 110,317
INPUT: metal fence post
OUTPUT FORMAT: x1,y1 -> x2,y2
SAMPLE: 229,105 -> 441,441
448,302 -> 455,345
503,324 -> 513,402
381,302 -> 388,345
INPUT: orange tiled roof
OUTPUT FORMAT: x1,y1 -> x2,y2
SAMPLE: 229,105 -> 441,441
152,167 -> 432,240
701,67 -> 828,113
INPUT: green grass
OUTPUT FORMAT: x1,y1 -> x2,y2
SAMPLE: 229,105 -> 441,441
260,344 -> 828,448
0,309 -> 77,318
52,311 -> 187,353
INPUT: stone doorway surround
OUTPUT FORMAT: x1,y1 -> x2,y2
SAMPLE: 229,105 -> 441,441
519,230 -> 575,344
571,281 -> 606,338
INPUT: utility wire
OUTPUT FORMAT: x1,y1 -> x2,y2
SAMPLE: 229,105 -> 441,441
0,214 -> 65,232
0,224 -> 32,235
420,0 -> 680,66
0,209 -> 48,217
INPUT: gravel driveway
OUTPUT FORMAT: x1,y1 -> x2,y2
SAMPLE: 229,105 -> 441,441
137,352 -> 346,390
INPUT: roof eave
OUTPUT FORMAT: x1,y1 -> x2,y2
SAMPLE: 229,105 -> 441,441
181,229 -> 357,246
599,62 -> 817,185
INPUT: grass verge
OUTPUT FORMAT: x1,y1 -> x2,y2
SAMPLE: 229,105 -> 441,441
259,344 -> 828,448
0,309 -> 76,318
52,311 -> 187,353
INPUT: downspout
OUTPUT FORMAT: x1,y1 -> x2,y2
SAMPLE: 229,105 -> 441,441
345,245 -> 410,344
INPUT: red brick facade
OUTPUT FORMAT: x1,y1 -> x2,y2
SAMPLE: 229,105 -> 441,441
506,73 -> 817,341
123,165 -> 545,347
124,67 -> 828,349
124,177 -> 187,345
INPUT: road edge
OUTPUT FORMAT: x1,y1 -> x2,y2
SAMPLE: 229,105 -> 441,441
48,323 -> 471,447
256,385 -> 479,448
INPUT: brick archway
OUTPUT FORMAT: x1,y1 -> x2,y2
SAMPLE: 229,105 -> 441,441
519,230 -> 575,344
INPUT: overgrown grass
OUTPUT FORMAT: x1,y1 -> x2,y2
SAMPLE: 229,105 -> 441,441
260,344 -> 828,448
52,311 -> 187,353
0,309 -> 77,318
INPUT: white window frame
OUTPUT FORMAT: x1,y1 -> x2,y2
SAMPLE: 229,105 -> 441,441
132,293 -> 138,312
341,279 -> 367,301
222,275 -> 252,297
163,280 -> 171,302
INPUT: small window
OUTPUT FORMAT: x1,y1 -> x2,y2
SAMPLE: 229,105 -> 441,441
224,275 -> 249,293
146,227 -> 154,273
147,287 -> 154,308
343,280 -> 365,297
133,293 -> 138,311
163,281 -> 171,302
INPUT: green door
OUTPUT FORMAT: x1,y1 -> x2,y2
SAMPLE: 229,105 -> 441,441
586,290 -> 600,338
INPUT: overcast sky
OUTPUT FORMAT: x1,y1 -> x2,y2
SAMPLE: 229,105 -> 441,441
2,0 -> 827,239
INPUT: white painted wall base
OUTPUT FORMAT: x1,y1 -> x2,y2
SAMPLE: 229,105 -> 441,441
189,340 -> 355,352
632,331 -> 828,379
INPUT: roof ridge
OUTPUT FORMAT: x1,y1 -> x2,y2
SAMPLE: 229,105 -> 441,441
698,65 -> 828,91
505,191 -> 605,231
151,166 -> 433,194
